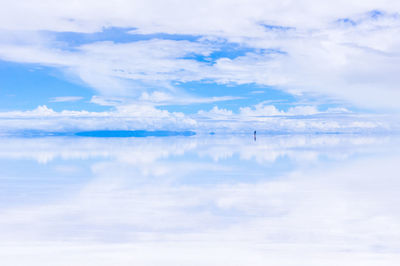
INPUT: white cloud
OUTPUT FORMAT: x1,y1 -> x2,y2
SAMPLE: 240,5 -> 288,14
0,38 -> 216,96
50,96 -> 84,102
1,0 -> 399,34
138,91 -> 242,105
0,103 -> 395,134
0,1 -> 400,111
238,103 -> 346,117
194,103 -> 399,133
0,105 -> 197,132
197,106 -> 233,118
239,104 -> 284,117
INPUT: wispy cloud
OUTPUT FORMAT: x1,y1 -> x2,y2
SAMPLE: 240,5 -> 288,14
50,96 -> 83,102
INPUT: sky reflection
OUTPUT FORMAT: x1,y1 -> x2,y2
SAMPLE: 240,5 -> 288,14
0,134 -> 399,265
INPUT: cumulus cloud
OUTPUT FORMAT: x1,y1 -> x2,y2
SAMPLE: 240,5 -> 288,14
0,103 -> 400,135
0,105 -> 197,132
197,106 -> 233,118
200,103 -> 348,118
195,103 -> 399,133
0,103 -> 396,133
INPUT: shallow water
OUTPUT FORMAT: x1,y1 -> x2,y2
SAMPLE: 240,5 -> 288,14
0,134 -> 399,265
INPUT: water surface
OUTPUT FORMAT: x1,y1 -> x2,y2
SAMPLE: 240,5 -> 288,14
0,134 -> 399,265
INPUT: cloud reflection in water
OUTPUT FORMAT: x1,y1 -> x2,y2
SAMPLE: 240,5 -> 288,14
0,134 -> 399,265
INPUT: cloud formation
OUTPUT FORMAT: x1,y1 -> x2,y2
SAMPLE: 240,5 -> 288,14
0,103 -> 396,134
0,1 -> 400,112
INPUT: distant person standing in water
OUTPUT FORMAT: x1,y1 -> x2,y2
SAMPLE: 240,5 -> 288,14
254,130 -> 256,141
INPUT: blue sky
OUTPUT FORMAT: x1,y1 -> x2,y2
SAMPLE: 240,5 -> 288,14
0,27 -> 298,113
0,1 -> 399,132
0,61 -> 102,112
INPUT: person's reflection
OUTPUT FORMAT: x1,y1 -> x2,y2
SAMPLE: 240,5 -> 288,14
254,130 -> 256,141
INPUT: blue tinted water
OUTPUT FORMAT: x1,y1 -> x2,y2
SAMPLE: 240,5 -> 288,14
0,134 -> 399,265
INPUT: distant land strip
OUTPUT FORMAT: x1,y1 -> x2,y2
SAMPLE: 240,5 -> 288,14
75,130 -> 196,137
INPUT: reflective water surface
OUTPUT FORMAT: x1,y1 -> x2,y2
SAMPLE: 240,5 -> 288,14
0,134 -> 399,265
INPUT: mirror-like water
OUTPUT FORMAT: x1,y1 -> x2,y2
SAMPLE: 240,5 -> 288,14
0,134 -> 399,265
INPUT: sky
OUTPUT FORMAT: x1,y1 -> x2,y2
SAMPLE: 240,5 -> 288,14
0,0 -> 400,132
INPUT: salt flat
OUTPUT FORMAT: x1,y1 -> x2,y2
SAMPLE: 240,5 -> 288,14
0,133 -> 399,265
